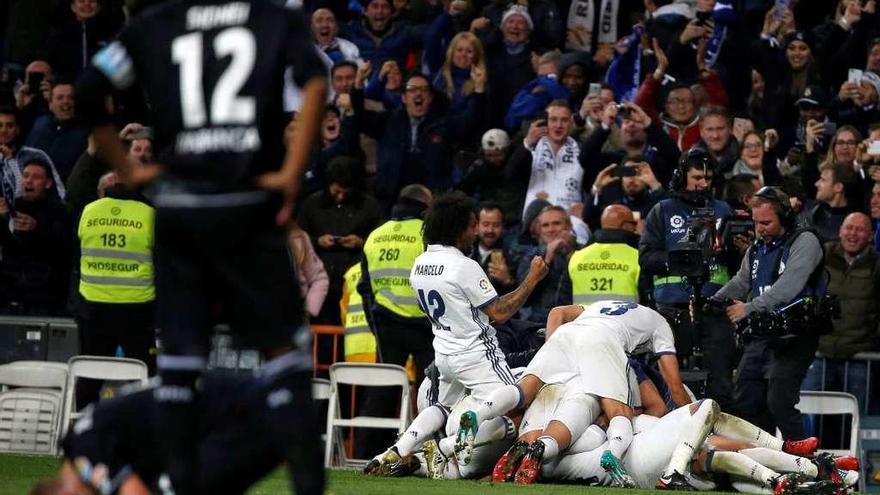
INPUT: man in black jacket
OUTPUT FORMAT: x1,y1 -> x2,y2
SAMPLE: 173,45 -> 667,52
297,157 -> 382,323
580,101 -> 681,188
363,72 -> 487,208
470,202 -> 517,295
583,156 -> 664,231
0,160 -> 71,315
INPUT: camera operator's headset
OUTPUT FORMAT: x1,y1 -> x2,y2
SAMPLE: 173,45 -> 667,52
669,148 -> 717,191
753,186 -> 798,229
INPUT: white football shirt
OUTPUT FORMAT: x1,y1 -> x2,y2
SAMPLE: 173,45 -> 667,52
410,245 -> 498,355
572,301 -> 677,356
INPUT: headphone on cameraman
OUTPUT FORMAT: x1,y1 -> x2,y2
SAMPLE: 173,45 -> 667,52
753,186 -> 797,228
669,147 -> 716,191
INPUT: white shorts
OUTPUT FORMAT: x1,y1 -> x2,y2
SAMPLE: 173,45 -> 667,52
525,324 -> 631,404
520,384 -> 572,436
520,371 -> 642,438
435,345 -> 516,407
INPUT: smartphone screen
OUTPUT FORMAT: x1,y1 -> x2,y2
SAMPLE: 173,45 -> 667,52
27,72 -> 44,94
849,68 -> 864,83
774,0 -> 789,20
588,83 -> 601,96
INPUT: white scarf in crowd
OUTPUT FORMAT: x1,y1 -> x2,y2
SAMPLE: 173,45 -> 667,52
566,0 -> 619,51
524,137 -> 583,217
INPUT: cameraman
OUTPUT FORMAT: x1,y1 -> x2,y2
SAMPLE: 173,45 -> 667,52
639,148 -> 736,410
712,187 -> 824,440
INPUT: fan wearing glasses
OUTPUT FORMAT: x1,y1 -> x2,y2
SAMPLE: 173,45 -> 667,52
362,70 -> 487,207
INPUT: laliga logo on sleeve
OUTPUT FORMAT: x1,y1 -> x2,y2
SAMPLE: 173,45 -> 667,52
479,278 -> 492,293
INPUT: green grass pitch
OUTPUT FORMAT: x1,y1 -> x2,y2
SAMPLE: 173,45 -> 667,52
0,454 -> 739,494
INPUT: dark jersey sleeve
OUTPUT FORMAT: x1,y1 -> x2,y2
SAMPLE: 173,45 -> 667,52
76,19 -> 144,127
285,9 -> 327,88
62,388 -> 162,493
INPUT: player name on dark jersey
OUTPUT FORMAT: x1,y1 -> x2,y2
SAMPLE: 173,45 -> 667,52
91,0 -> 325,188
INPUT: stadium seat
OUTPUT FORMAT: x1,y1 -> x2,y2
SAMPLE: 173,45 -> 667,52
61,356 -> 149,439
324,363 -> 411,469
0,361 -> 68,454
311,325 -> 344,377
0,389 -> 63,454
796,391 -> 863,492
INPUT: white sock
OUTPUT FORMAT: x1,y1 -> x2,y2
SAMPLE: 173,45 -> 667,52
606,416 -> 633,458
713,413 -> 784,450
474,416 -> 514,445
739,448 -> 818,478
538,435 -> 560,461
473,385 -> 522,424
436,416 -> 513,459
663,399 -> 719,477
412,452 -> 428,476
394,405 -> 447,456
709,451 -> 779,487
443,459 -> 461,480
569,424 -> 606,454
438,436 -> 456,457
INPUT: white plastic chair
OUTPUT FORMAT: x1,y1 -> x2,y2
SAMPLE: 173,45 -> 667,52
0,389 -> 63,454
312,378 -> 331,451
0,361 -> 69,454
61,356 -> 149,438
324,363 -> 411,469
0,361 -> 68,391
797,391 -> 863,492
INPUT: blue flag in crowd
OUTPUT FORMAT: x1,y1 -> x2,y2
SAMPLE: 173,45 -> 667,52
875,219 -> 880,255
706,0 -> 737,68
605,25 -> 644,103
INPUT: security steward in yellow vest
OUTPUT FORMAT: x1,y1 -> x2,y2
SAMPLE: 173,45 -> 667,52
340,263 -> 376,362
357,185 -> 432,383
569,205 -> 641,305
77,173 -> 156,390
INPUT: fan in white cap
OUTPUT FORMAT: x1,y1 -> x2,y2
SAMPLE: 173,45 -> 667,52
481,129 -> 510,151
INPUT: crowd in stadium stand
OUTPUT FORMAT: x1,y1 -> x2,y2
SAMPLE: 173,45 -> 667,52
1,0 -> 880,451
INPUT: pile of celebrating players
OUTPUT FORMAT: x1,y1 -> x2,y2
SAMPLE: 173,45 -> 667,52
364,301 -> 860,495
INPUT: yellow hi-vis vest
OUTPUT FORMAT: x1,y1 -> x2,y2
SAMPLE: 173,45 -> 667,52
363,218 -> 424,318
78,197 -> 155,303
341,263 -> 376,362
568,241 -> 640,305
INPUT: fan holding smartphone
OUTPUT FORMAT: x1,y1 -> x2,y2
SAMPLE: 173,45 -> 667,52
14,62 -> 52,110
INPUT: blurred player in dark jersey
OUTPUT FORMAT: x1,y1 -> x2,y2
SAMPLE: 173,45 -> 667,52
74,0 -> 327,493
35,372 -> 310,495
